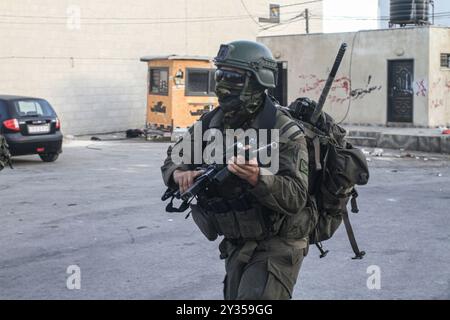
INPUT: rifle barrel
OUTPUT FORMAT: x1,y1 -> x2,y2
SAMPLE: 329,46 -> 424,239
310,43 -> 348,125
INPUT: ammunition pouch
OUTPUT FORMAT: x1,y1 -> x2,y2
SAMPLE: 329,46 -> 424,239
190,204 -> 219,241
195,194 -> 270,241
278,201 -> 319,240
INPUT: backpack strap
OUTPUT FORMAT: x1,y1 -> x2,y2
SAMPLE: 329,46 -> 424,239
312,136 -> 322,171
342,201 -> 366,260
295,120 -> 324,171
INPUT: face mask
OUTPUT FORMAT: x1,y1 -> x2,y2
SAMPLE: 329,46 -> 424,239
214,69 -> 266,128
214,69 -> 246,113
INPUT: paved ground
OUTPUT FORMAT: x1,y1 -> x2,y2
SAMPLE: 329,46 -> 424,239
0,139 -> 449,300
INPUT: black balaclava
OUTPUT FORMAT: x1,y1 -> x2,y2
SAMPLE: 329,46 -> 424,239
215,71 -> 266,129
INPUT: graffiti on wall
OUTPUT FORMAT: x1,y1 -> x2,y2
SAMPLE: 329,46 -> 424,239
435,77 -> 450,93
297,74 -> 381,105
351,75 -> 382,99
428,76 -> 450,110
414,80 -> 427,97
151,101 -> 167,114
190,105 -> 211,117
431,99 -> 444,109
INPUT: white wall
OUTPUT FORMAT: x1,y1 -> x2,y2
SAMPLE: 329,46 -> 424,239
260,27 -> 450,127
0,0 -> 321,135
428,28 -> 450,127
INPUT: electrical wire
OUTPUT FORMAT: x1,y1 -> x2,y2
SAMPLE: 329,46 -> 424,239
0,13 -> 251,21
1,8 -> 448,24
239,0 -> 262,26
0,56 -> 137,61
337,31 -> 360,125
279,0 -> 323,9
0,15 -> 252,25
260,12 -> 305,31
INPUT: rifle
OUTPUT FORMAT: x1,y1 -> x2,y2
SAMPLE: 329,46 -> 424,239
161,141 -> 278,213
310,43 -> 348,125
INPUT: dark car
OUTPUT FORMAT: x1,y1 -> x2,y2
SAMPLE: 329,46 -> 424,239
0,95 -> 62,162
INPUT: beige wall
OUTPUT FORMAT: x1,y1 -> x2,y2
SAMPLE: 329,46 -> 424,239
259,27 -> 450,127
0,0 -> 322,135
428,28 -> 450,127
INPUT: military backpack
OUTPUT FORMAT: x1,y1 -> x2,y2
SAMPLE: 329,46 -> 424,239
281,97 -> 369,259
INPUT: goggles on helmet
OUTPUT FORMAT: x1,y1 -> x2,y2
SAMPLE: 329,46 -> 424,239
214,69 -> 246,84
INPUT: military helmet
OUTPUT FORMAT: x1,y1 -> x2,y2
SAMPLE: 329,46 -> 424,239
214,40 -> 278,88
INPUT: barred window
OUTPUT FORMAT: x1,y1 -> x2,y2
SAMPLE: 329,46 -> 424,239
149,68 -> 169,95
186,68 -> 216,96
440,53 -> 450,68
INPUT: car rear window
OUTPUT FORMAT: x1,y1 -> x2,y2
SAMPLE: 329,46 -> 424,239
12,100 -> 55,117
0,101 -> 8,121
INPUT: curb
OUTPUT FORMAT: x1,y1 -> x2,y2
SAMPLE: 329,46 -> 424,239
346,130 -> 450,154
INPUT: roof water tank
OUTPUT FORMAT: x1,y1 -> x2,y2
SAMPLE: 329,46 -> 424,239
390,0 -> 430,26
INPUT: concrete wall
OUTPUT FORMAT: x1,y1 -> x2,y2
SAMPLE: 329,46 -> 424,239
428,28 -> 450,127
0,0 -> 322,135
259,27 -> 449,127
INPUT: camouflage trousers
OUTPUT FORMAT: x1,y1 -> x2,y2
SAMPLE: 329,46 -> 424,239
219,236 -> 308,300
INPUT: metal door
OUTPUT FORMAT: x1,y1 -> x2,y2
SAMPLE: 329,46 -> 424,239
388,60 -> 414,123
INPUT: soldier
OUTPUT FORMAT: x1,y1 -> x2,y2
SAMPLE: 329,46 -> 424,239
161,40 -> 316,300
0,134 -> 13,171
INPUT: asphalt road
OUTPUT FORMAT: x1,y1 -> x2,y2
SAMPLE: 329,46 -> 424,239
0,139 -> 449,300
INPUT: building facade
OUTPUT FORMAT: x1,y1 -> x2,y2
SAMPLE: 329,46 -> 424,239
0,0 -> 322,135
259,26 -> 450,127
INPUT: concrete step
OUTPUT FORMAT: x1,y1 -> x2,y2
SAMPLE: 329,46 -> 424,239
347,130 -> 380,139
346,136 -> 378,148
344,129 -> 450,154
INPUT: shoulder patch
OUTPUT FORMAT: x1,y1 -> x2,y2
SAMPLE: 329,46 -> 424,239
300,158 -> 309,176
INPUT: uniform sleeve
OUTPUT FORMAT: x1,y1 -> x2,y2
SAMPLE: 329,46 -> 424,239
249,135 -> 309,216
160,126 -> 196,189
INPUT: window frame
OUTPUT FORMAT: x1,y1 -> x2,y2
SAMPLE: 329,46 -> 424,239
149,67 -> 169,96
440,53 -> 450,69
185,68 -> 216,97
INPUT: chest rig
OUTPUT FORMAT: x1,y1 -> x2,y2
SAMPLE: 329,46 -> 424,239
193,96 -> 280,241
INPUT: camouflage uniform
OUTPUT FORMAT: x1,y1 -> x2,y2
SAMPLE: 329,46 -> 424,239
161,41 -> 315,300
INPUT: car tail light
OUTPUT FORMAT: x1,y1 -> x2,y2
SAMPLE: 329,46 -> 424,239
3,119 -> 20,132
55,118 -> 61,130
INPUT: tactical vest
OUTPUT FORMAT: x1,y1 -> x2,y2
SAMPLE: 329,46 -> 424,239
192,96 -> 312,242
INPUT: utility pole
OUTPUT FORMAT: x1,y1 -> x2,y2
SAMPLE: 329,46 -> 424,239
305,8 -> 310,34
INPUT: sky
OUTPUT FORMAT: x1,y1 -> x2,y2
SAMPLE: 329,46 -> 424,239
323,0 -> 379,33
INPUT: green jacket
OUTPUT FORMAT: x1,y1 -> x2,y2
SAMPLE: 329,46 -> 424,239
161,96 -> 314,240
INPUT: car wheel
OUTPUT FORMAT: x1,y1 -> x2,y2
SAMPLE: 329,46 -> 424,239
39,153 -> 59,162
